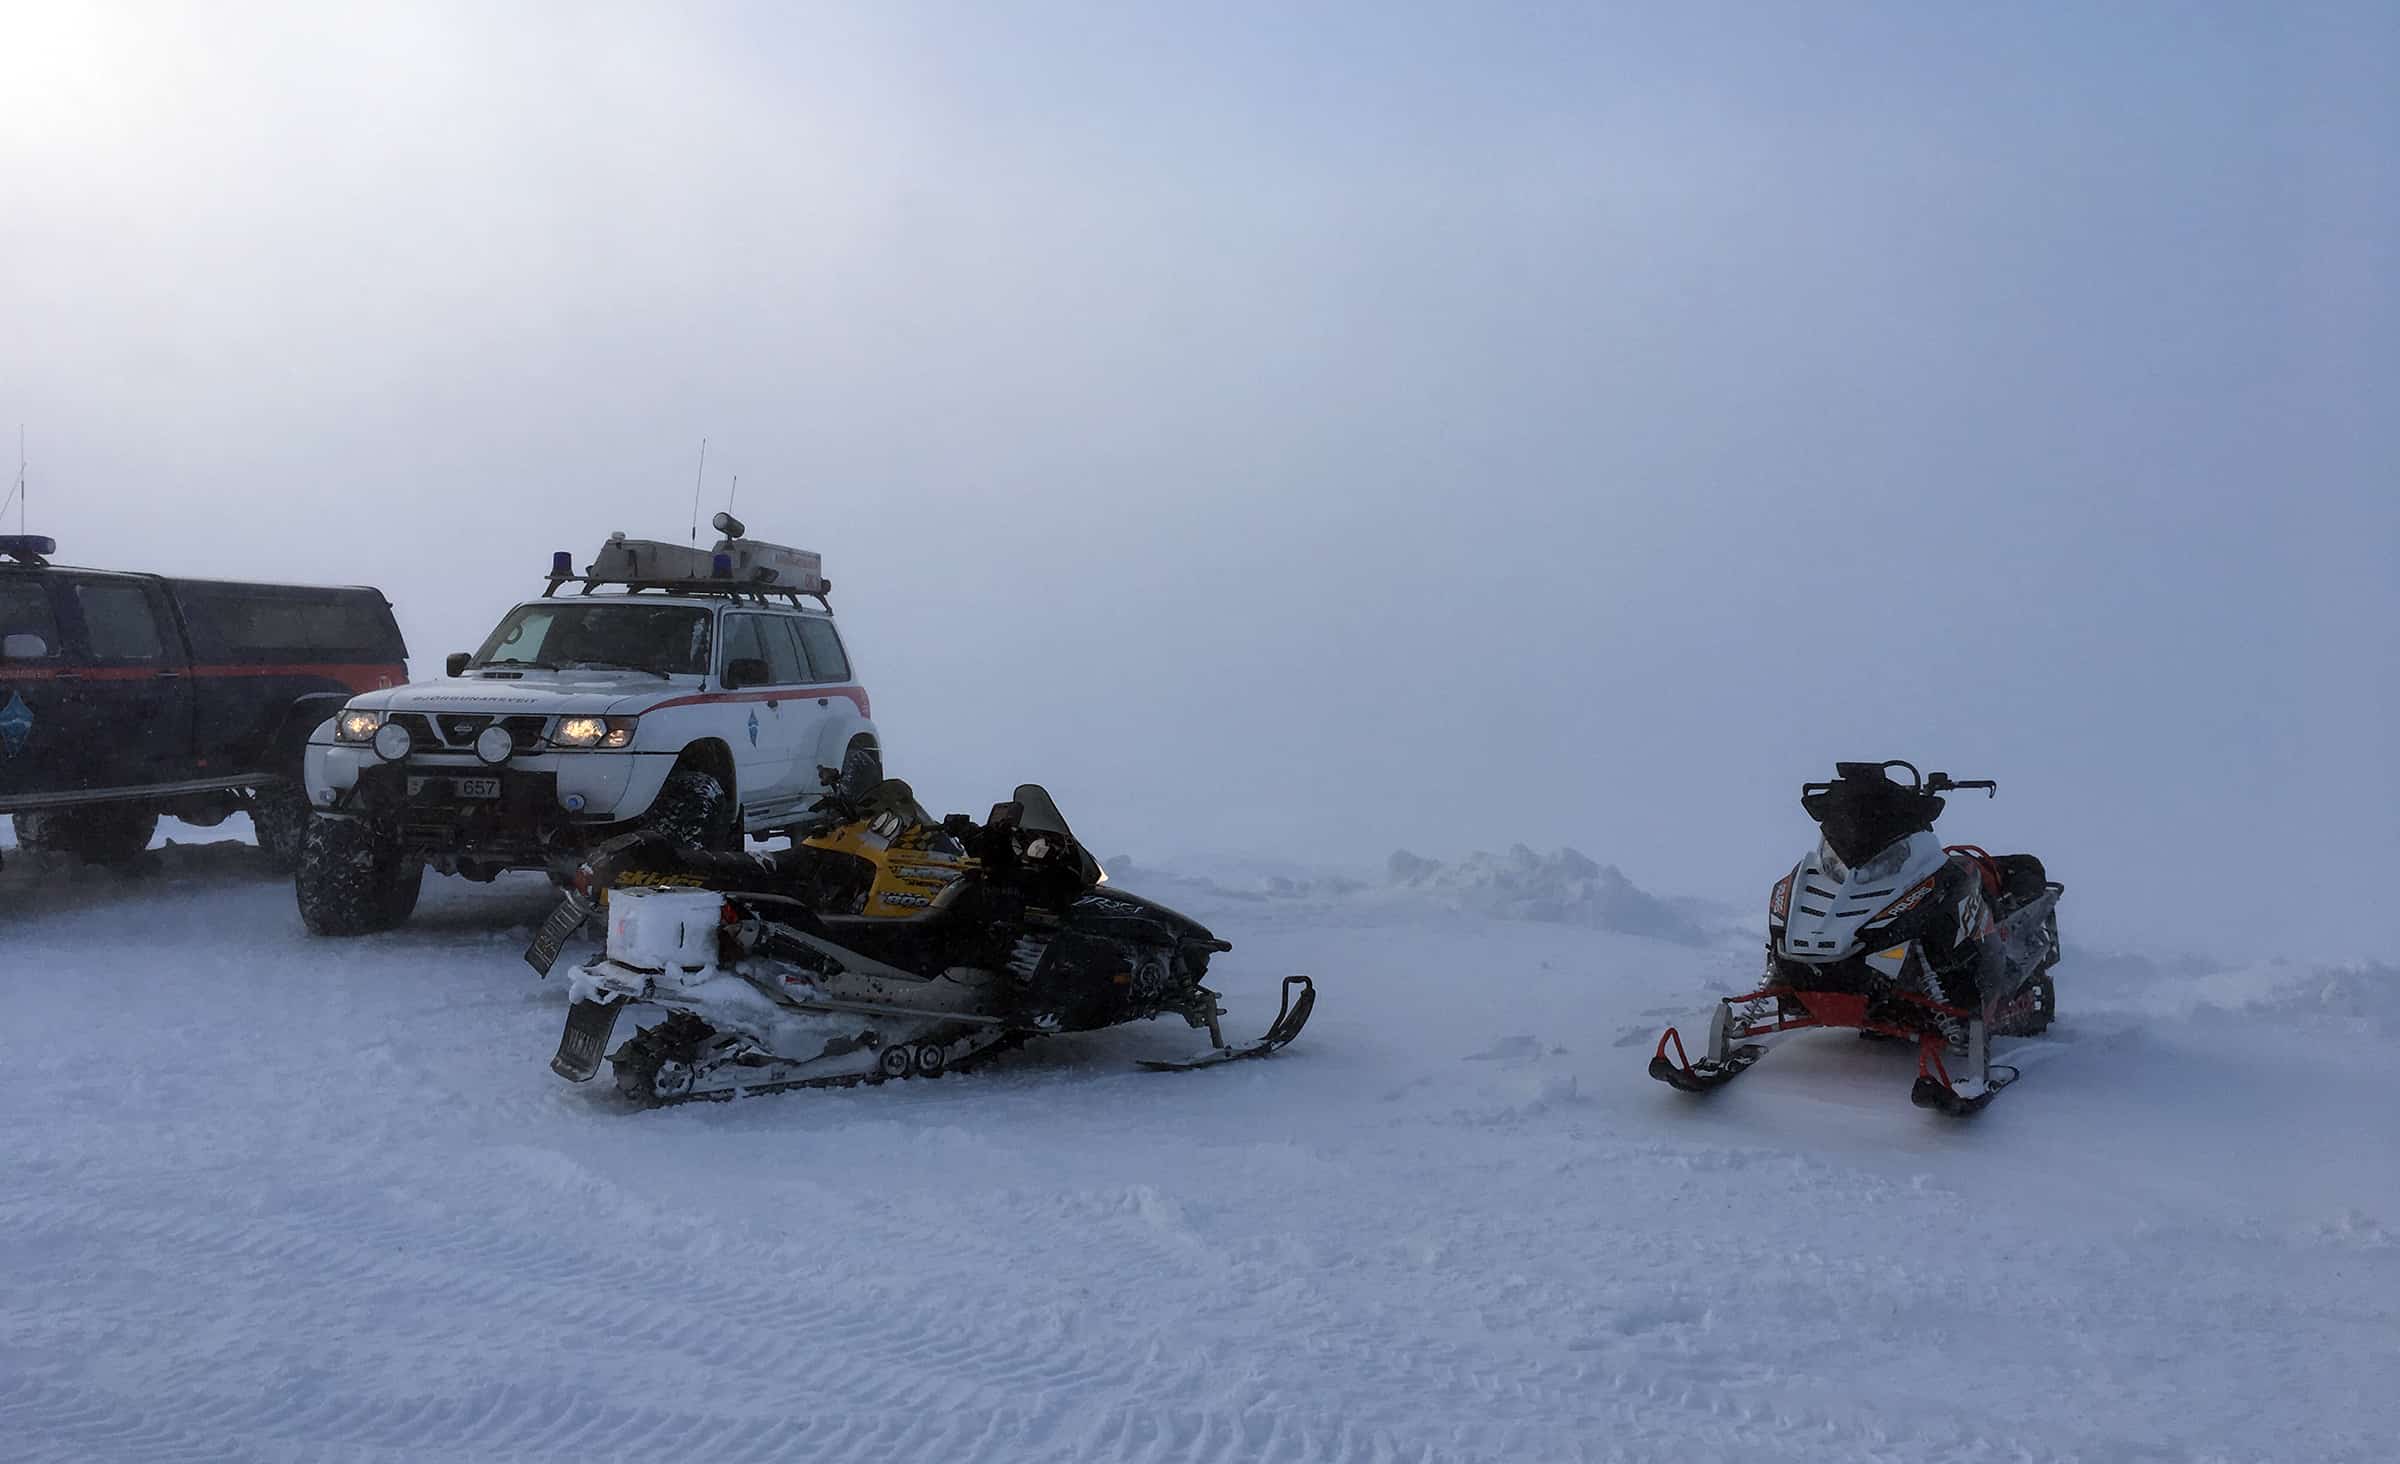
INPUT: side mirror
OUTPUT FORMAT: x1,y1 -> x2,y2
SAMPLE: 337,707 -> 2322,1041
446,651 -> 471,677
724,657 -> 769,690
1,632 -> 49,660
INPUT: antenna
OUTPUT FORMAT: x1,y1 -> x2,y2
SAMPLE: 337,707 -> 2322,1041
688,437 -> 708,543
726,474 -> 739,518
2,426 -> 23,532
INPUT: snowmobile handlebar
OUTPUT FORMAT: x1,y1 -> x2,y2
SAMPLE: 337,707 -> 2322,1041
1807,761 -> 1997,798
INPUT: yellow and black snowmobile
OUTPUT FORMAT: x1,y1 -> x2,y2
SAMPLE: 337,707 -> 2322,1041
529,780 -> 1314,1104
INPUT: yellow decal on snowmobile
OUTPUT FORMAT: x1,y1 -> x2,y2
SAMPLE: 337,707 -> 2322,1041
803,817 -> 978,921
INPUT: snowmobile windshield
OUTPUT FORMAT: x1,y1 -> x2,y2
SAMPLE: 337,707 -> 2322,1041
857,778 -> 940,835
1012,784 -> 1102,884
1013,784 -> 1074,840
473,603 -> 712,676
1802,776 -> 1943,870
1820,832 -> 1920,885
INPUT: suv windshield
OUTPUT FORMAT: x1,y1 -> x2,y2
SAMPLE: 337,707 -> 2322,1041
473,602 -> 712,676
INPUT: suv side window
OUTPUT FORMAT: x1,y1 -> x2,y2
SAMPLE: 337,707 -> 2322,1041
794,618 -> 850,683
0,578 -> 62,658
718,614 -> 771,683
73,581 -> 167,662
763,617 -> 807,685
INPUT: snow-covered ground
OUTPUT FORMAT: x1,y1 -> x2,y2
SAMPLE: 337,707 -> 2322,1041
3,826 -> 2395,1463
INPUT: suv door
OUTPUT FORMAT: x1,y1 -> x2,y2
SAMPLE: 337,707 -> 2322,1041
715,611 -> 805,817
60,576 -> 197,791
0,572 -> 72,802
783,615 -> 857,787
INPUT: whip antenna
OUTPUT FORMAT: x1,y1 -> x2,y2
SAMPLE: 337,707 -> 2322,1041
2,426 -> 23,531
688,437 -> 708,543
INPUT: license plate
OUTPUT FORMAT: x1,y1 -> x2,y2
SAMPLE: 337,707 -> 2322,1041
550,998 -> 623,1083
409,775 -> 501,800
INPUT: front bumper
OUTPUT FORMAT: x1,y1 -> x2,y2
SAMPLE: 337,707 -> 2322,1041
306,741 -> 678,862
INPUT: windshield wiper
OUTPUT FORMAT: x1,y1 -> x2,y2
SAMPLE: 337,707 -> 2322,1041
559,659 -> 672,680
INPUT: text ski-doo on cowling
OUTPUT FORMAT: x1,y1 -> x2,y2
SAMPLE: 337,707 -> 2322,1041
1649,761 -> 2063,1115
532,780 -> 1315,1104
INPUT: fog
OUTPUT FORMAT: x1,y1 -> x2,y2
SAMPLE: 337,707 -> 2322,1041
5,2 -> 2393,960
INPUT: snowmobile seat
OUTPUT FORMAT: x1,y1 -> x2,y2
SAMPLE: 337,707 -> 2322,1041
1993,854 -> 2049,913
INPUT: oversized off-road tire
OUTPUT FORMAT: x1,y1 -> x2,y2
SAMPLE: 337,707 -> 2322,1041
11,805 -> 160,866
295,815 -> 423,936
248,783 -> 311,874
638,768 -> 738,851
835,739 -> 882,802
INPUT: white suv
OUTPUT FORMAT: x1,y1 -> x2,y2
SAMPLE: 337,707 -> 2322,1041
297,526 -> 880,935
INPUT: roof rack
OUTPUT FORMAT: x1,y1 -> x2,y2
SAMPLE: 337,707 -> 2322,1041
541,575 -> 829,610
539,530 -> 833,610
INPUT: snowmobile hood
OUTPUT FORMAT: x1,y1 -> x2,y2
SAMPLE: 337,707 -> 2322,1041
1773,830 -> 1949,964
1068,885 -> 1221,948
340,669 -> 701,718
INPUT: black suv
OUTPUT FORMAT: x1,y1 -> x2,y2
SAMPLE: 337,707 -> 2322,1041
0,535 -> 408,870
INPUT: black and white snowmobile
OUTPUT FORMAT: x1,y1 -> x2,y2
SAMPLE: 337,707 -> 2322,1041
533,780 -> 1314,1104
1649,761 -> 2063,1115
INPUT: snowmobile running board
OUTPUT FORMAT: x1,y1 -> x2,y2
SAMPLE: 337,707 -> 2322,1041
1137,975 -> 1316,1072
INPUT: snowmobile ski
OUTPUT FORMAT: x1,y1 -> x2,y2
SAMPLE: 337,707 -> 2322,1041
1910,1044 -> 2019,1116
1137,975 -> 1316,1071
1648,1024 -> 1765,1093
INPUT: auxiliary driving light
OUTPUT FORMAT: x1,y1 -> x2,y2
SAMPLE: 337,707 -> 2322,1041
474,726 -> 515,765
371,723 -> 412,762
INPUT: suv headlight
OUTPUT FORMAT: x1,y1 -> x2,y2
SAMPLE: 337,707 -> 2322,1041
335,709 -> 385,743
552,715 -> 639,750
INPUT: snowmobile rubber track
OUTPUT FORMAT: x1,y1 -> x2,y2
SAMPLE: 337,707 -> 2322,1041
1136,975 -> 1315,1072
611,1021 -> 1028,1107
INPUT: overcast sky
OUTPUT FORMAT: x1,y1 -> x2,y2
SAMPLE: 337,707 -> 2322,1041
5,2 -> 2393,959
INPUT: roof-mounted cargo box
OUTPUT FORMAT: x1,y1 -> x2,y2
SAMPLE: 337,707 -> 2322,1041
711,538 -> 824,596
586,536 -> 715,585
549,527 -> 832,604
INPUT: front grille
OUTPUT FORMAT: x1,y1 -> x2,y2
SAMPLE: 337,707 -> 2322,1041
389,712 -> 441,753
396,711 -> 550,752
